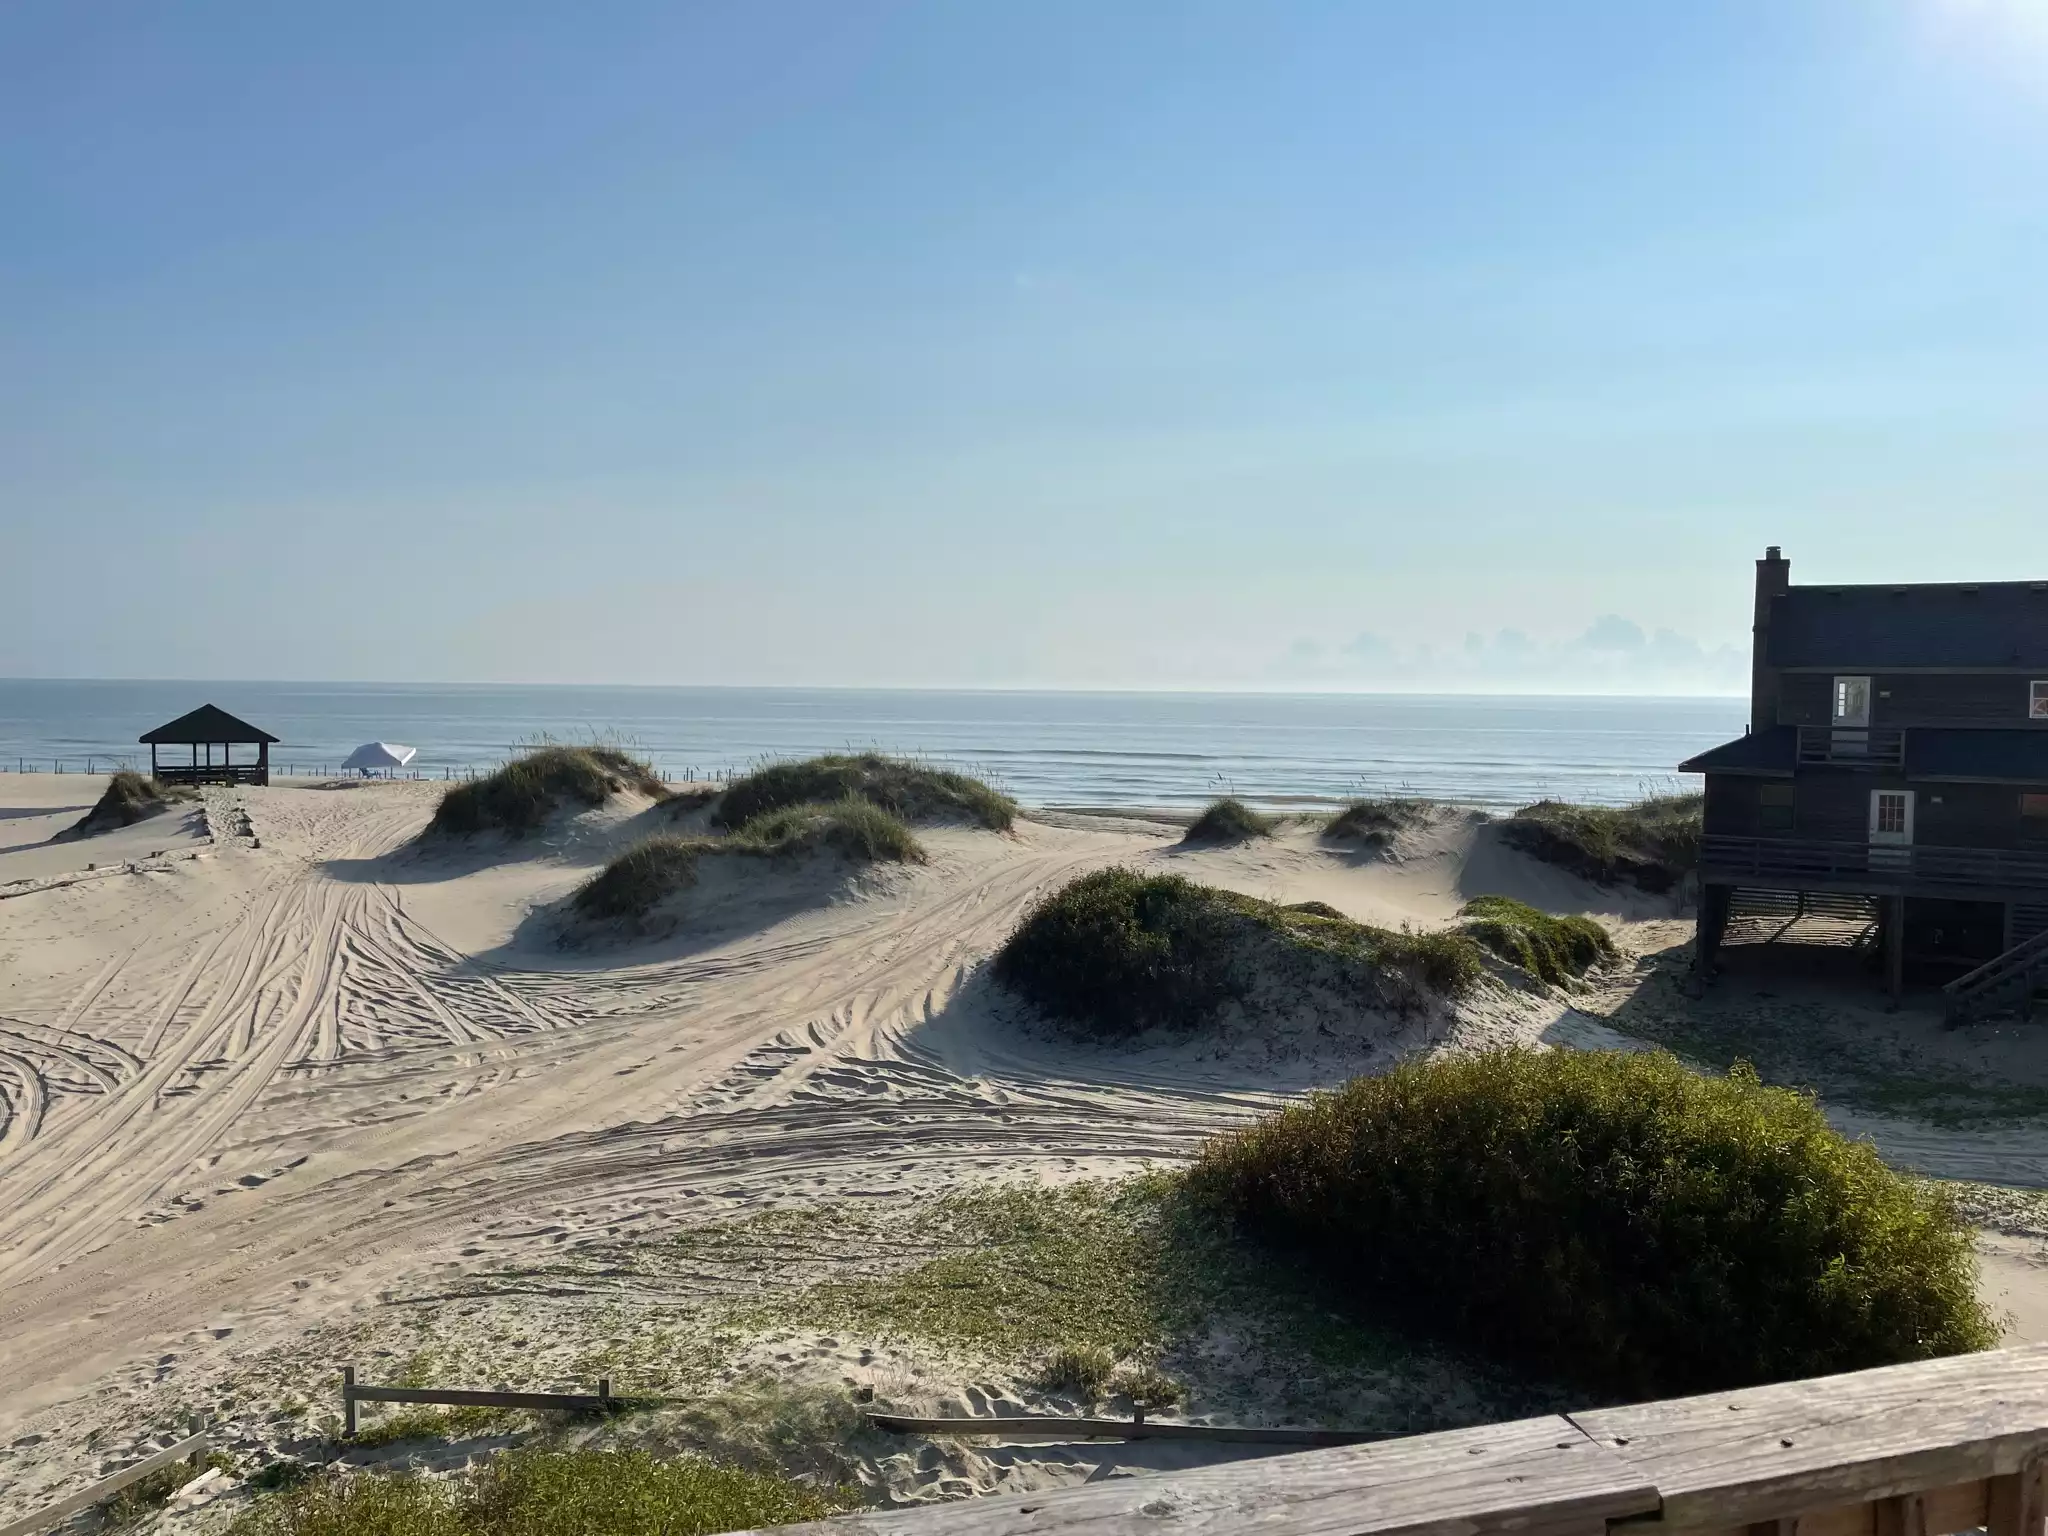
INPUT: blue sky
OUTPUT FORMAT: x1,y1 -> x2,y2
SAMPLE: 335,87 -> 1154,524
4,1 -> 2045,692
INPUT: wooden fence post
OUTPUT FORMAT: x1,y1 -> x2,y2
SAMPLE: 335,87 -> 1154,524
342,1365 -> 356,1438
1989,1458 -> 2045,1536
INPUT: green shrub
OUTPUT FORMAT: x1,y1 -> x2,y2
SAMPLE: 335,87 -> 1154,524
1457,895 -> 1616,984
463,1447 -> 847,1536
993,868 -> 1482,1036
714,754 -> 1014,831
228,1450 -> 845,1536
428,747 -> 665,839
572,837 -> 703,921
1322,798 -> 1431,847
1500,794 -> 1701,893
69,771 -> 192,836
1192,1048 -> 1995,1397
1181,798 -> 1275,845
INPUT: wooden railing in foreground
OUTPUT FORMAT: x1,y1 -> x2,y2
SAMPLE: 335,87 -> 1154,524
744,1342 -> 2048,1536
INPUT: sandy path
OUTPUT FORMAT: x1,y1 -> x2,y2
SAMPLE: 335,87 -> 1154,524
0,786 -> 1279,1430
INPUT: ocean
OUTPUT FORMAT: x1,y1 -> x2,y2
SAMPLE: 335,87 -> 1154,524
0,680 -> 1741,812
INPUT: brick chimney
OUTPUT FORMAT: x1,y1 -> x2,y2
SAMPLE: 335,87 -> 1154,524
1752,545 -> 1790,731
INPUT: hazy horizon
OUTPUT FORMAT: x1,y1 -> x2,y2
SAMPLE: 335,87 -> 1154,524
0,674 -> 1749,701
7,2 -> 2044,693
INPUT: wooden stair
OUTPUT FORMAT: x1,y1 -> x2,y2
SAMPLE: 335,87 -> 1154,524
1944,922 -> 2048,1026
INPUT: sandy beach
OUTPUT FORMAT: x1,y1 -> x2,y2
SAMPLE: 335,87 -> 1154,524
5,773 -> 2048,1524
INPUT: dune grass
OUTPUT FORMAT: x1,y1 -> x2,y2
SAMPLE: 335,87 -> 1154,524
1456,895 -> 1616,985
69,770 -> 192,837
428,746 -> 666,839
736,797 -> 927,863
572,801 -> 925,923
349,1404 -> 515,1449
1321,798 -> 1432,848
1181,797 -> 1275,845
1191,1048 -> 1995,1397
225,1448 -> 845,1536
713,753 -> 1014,832
1500,793 -> 1702,893
993,867 -> 1482,1036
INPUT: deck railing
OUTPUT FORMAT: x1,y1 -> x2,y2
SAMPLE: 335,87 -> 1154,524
748,1343 -> 2048,1536
1798,726 -> 1908,767
1703,835 -> 2048,893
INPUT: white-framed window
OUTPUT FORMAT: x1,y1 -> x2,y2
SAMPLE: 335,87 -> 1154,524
1833,676 -> 1872,727
1870,789 -> 1914,844
2032,680 -> 2048,720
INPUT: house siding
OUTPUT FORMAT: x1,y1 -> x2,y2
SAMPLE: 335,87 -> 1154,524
1777,672 -> 2045,729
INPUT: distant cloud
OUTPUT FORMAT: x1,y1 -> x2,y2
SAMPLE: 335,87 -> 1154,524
1344,631 -> 1398,662
1577,614 -> 1648,653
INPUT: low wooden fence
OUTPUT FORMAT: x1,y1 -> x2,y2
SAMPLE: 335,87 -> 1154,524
336,1371 -> 1384,1448
339,1367 -> 622,1436
0,1429 -> 210,1536
741,1342 -> 2048,1536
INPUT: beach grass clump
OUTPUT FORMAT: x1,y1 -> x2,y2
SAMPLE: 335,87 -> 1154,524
68,770 -> 193,837
1500,793 -> 1702,893
571,801 -> 925,923
713,753 -> 1014,832
1190,1048 -> 1996,1397
734,797 -> 926,863
1456,895 -> 1616,985
1033,1343 -> 1118,1399
427,746 -> 666,839
225,1449 -> 844,1536
572,837 -> 705,922
993,867 -> 1482,1036
1181,797 -> 1275,845
1322,798 -> 1432,848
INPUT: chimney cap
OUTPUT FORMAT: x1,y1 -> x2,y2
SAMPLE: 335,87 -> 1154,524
1764,545 -> 1783,560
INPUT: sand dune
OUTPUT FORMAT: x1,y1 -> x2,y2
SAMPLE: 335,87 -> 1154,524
2,779 -> 2045,1520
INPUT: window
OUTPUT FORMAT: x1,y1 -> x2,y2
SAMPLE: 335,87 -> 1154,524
1873,791 -> 1909,837
1833,676 -> 1872,727
1760,784 -> 1795,832
2032,681 -> 2048,720
2025,793 -> 2048,820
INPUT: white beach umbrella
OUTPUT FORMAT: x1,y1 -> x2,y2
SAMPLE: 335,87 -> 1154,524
340,742 -> 418,773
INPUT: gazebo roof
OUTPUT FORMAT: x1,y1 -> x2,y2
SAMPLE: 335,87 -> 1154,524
139,704 -> 280,746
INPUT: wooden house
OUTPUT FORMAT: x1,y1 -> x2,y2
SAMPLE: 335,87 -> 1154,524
140,704 -> 279,788
1681,547 -> 2048,1018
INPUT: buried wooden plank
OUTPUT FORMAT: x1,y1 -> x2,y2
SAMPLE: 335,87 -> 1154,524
1580,1344 -> 2048,1534
0,1433 -> 209,1536
743,1413 -> 1659,1536
345,1386 -> 619,1414
866,1413 -> 1403,1446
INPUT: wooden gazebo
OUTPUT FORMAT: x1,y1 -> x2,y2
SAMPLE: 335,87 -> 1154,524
140,704 -> 279,787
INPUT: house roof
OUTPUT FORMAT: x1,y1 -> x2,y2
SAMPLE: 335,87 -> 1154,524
139,704 -> 280,745
1907,729 -> 2048,784
1679,727 -> 1795,777
1768,582 -> 2048,670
